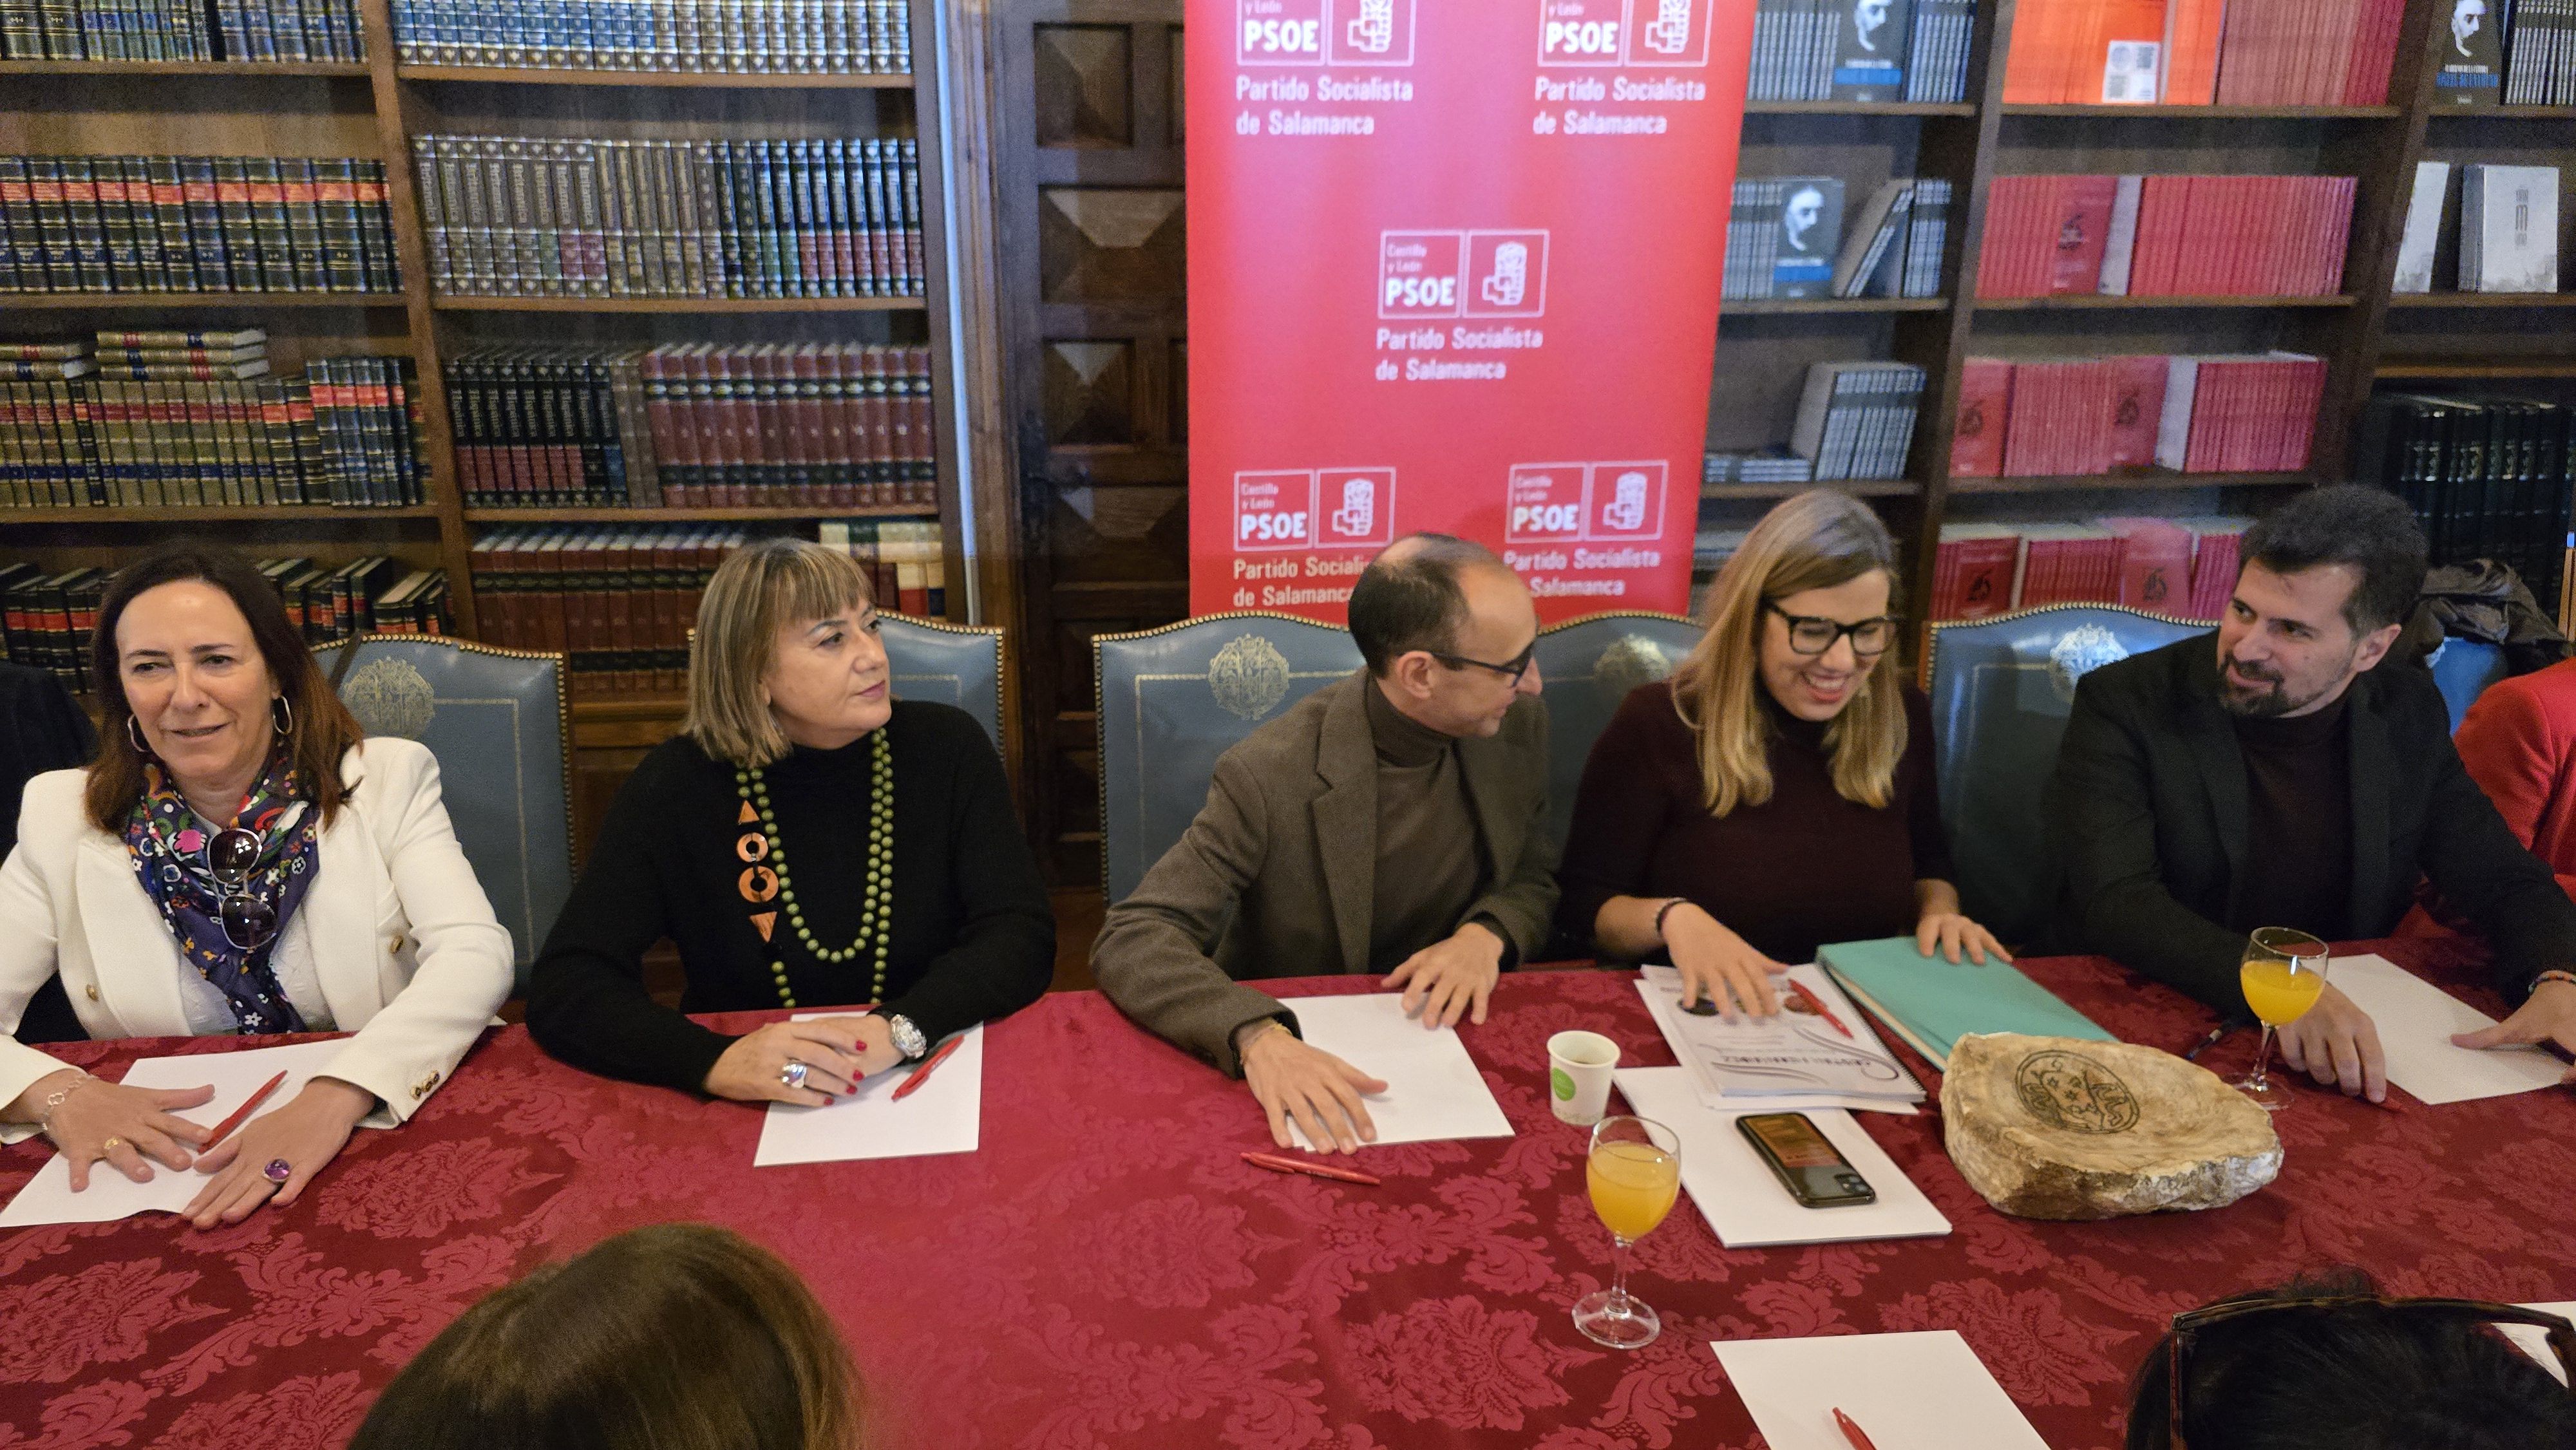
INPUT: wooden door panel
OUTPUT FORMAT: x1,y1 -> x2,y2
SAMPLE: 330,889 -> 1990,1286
995,1 -> 1187,886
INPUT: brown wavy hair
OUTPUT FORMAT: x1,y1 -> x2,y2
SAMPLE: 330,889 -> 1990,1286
1669,489 -> 1906,816
348,1222 -> 868,1450
84,545 -> 365,833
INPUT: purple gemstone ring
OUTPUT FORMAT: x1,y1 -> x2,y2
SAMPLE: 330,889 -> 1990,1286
262,1158 -> 292,1184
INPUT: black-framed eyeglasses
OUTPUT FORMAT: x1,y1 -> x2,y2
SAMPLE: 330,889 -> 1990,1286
2163,1295 -> 2575,1450
1430,639 -> 1539,687
204,826 -> 279,951
1764,602 -> 1895,657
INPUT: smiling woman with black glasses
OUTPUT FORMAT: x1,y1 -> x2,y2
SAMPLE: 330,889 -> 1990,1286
1557,490 -> 2006,1015
0,545 -> 513,1228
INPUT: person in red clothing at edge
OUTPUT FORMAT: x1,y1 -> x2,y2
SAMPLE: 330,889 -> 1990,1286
2405,654 -> 2576,927
1555,488 -> 2007,1019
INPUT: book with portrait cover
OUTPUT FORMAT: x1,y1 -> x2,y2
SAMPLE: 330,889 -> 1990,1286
1828,0 -> 1911,101
2432,0 -> 2507,105
1770,176 -> 1844,299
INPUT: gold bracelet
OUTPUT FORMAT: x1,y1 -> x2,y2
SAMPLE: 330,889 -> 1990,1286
34,1073 -> 94,1137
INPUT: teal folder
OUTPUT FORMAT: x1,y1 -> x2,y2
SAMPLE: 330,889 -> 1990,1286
1817,936 -> 2117,1069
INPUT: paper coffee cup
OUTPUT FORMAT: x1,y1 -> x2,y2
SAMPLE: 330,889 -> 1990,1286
1548,1030 -> 1620,1126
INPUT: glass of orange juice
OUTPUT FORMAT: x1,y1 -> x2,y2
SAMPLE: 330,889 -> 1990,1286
2233,927 -> 2330,1111
1572,1115 -> 1681,1349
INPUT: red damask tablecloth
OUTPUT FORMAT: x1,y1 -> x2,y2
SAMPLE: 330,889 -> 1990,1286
3,939 -> 2570,1450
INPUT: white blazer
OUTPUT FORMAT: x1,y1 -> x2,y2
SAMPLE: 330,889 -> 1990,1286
0,737 -> 515,1140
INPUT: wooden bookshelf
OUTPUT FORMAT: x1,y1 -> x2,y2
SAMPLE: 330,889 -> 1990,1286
2377,360 -> 2576,379
1703,480 -> 1922,500
395,64 -> 913,88
1745,101 -> 1976,117
2000,104 -> 2405,119
1970,294 -> 2358,310
0,0 -> 961,649
1946,470 -> 2316,495
1721,297 -> 1949,315
2385,292 -> 2576,306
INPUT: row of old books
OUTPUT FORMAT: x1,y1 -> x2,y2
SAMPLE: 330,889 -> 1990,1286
391,0 -> 911,71
0,556 -> 446,689
1928,517 -> 2250,622
1,330 -> 427,508
1789,361 -> 1926,482
2002,0 -> 2405,106
0,0 -> 364,60
446,343 -> 934,509
411,135 -> 923,299
468,521 -> 940,693
1702,449 -> 1817,485
0,155 -> 399,295
1976,174 -> 2356,299
2362,394 -> 2576,613
2394,162 -> 2562,295
1744,0 -> 1974,103
1721,176 -> 1949,301
1949,353 -> 2327,478
2495,0 -> 2576,105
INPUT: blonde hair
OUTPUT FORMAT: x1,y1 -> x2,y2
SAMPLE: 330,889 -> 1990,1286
683,538 -> 876,768
1669,489 -> 1906,816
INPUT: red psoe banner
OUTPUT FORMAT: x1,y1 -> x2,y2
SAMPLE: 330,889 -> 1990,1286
1188,0 -> 1755,622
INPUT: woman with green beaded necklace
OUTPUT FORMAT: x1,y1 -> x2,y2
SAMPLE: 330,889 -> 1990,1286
526,540 -> 1055,1103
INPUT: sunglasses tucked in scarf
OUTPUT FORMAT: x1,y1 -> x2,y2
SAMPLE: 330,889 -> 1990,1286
124,751 -> 321,1034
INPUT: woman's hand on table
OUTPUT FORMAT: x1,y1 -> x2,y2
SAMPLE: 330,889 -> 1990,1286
1914,912 -> 2012,965
2452,977 -> 2576,1085
186,1077 -> 373,1229
1662,903 -> 1788,1019
702,1015 -> 899,1106
13,1068 -> 215,1190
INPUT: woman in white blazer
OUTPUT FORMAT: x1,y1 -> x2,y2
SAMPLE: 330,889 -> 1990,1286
0,546 -> 512,1229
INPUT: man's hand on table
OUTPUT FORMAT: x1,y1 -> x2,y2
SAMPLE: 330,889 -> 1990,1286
1236,1019 -> 1386,1154
2453,977 -> 2576,1085
2273,981 -> 2390,1104
1382,922 -> 1505,1029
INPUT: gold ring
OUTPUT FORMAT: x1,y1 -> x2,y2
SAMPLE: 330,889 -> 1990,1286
100,1136 -> 124,1151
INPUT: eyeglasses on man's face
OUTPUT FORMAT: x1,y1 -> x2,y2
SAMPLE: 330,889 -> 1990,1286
1764,602 -> 1895,657
1432,639 -> 1539,688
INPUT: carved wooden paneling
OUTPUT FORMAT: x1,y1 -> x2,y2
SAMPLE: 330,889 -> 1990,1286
996,2 -> 1189,887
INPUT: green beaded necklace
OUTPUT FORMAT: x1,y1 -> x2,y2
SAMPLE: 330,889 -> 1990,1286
732,729 -> 894,1009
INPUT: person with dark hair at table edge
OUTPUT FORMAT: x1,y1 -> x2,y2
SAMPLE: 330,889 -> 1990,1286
1091,533 -> 1558,1154
1558,489 -> 2007,1019
348,1221 -> 868,1450
526,539 -> 1051,1104
0,545 -> 513,1228
2126,1269 -> 2575,1450
2043,484 -> 2576,1101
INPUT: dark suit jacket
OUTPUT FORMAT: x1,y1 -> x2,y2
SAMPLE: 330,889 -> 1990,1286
2043,634 -> 2576,1011
0,662 -> 95,1044
1092,672 -> 1558,1076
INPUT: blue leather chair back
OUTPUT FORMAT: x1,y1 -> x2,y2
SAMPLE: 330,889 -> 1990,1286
1925,605 -> 2210,943
313,635 -> 572,990
1533,612 -> 1703,854
879,615 -> 1006,750
2428,638 -> 2509,734
1095,614 -> 1363,903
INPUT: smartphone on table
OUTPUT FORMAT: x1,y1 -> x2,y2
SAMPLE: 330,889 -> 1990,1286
1737,1111 -> 1877,1208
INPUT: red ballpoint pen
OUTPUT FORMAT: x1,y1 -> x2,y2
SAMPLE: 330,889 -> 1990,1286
1789,979 -> 1856,1039
1833,1406 -> 1881,1450
1241,1151 -> 1382,1186
889,1035 -> 963,1101
200,1070 -> 287,1152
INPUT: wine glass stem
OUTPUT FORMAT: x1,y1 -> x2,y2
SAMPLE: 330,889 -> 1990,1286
1607,1236 -> 1633,1313
2251,1024 -> 2276,1091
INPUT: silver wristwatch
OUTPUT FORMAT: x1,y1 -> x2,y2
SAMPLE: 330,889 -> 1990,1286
880,1012 -> 928,1061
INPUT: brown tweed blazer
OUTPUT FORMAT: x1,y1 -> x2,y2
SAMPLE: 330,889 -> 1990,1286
1092,671 -> 1558,1076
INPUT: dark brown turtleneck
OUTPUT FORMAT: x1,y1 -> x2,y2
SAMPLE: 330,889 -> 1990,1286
1363,679 -> 1488,971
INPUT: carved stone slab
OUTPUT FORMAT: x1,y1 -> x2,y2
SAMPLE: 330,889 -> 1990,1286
1940,1033 -> 2283,1221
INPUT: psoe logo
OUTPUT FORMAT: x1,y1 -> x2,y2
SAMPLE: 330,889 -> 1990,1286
1234,469 -> 1318,552
1318,467 -> 1397,547
1379,229 -> 1549,319
1539,0 -> 1710,66
1502,460 -> 1669,543
1239,0 -> 1416,67
1589,460 -> 1665,540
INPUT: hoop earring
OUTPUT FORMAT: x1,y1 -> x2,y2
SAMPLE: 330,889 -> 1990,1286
126,716 -> 149,756
272,696 -> 294,736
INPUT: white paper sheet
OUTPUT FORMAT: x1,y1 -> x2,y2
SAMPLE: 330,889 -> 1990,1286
1615,1066 -> 1949,1248
1636,964 -> 1924,1114
2328,954 -> 2568,1105
753,1021 -> 983,1166
2509,1302 -> 2576,1386
1273,993 -> 1513,1151
1712,1330 -> 2054,1450
0,1039 -> 352,1229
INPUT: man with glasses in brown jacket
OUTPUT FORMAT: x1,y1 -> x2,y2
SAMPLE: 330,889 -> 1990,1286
1093,534 -> 1558,1156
